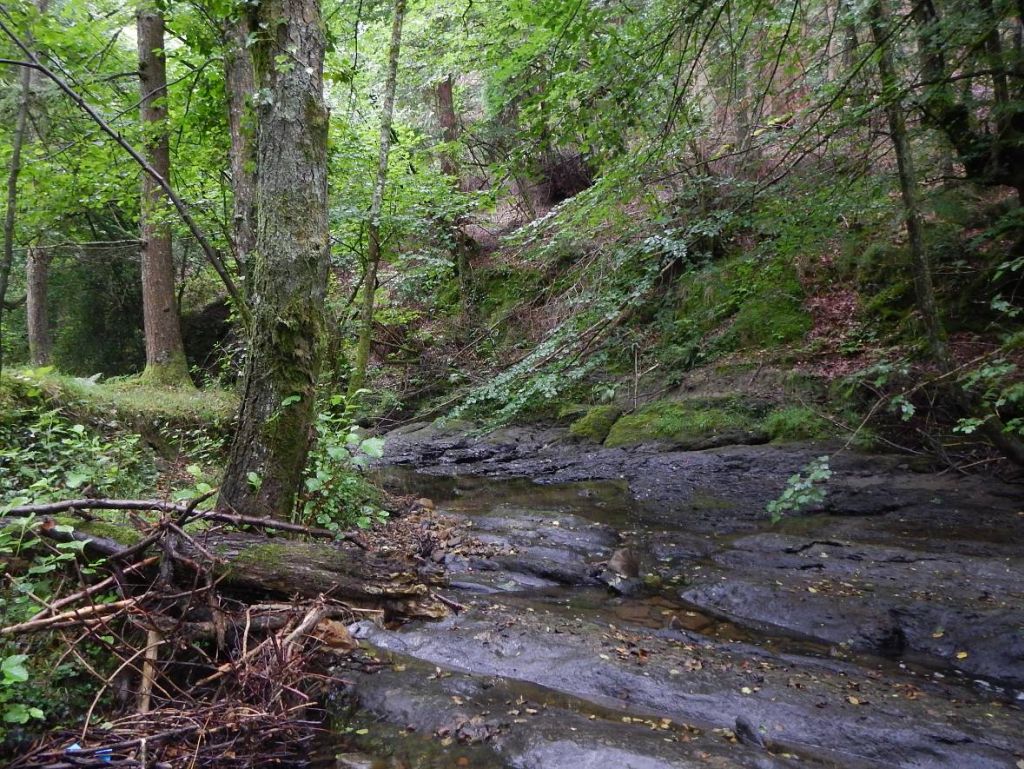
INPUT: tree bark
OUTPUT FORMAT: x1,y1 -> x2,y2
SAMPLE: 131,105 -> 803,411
137,5 -> 191,386
224,16 -> 256,279
26,245 -> 51,365
433,74 -> 475,299
349,0 -> 407,397
218,0 -> 330,519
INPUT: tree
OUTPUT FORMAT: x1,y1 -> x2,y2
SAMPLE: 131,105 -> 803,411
25,245 -> 50,365
0,0 -> 48,375
218,0 -> 330,518
869,0 -> 1024,466
223,13 -> 256,276
136,4 -> 190,385
348,0 -> 407,397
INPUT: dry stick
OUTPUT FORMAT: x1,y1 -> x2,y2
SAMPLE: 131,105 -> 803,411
0,597 -> 136,636
80,639 -> 163,742
0,23 -> 248,324
195,603 -> 325,688
138,628 -> 161,714
28,556 -> 160,621
6,498 -> 338,538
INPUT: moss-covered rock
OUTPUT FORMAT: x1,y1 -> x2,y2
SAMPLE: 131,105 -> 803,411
569,405 -> 622,443
604,400 -> 766,448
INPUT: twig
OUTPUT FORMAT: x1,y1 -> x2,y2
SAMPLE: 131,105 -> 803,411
1,598 -> 136,636
6,498 -> 339,538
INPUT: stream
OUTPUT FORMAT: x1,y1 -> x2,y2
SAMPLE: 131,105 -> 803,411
324,423 -> 1024,769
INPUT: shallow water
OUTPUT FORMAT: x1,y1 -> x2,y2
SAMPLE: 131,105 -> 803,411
320,461 -> 1024,769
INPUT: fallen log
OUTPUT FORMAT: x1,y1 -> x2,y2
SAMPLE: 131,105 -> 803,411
0,515 -> 446,619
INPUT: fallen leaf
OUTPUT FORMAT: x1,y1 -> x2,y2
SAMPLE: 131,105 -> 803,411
955,651 -> 969,660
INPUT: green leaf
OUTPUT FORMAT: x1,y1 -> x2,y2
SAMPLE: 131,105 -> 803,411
2,655 -> 30,684
359,437 -> 385,459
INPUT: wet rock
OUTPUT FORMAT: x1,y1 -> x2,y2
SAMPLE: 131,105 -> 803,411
348,601 -> 1022,769
735,715 -> 767,749
334,753 -> 375,769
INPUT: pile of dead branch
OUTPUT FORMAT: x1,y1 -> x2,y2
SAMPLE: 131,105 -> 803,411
0,496 -> 451,767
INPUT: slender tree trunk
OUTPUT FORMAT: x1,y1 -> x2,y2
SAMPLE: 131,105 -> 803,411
868,1 -> 947,365
224,16 -> 256,279
435,75 -> 460,180
137,5 -> 191,385
218,0 -> 330,518
26,246 -> 51,366
0,19 -> 35,375
348,0 -> 407,397
434,74 -> 475,300
870,0 -> 1024,466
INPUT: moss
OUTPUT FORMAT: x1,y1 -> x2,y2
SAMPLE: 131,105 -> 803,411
762,406 -> 832,442
222,541 -> 293,571
53,516 -> 142,547
10,369 -> 236,430
604,400 -> 762,447
569,405 -> 622,443
138,351 -> 194,388
474,266 -> 545,321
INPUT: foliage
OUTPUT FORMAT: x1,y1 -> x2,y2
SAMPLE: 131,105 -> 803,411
297,394 -> 388,534
0,382 -> 156,505
766,456 -> 833,524
0,512 -> 113,743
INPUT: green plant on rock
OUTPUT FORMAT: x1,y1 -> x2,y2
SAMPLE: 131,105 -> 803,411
766,456 -> 832,524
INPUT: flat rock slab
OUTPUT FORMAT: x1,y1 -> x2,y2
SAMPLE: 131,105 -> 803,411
348,598 -> 1022,769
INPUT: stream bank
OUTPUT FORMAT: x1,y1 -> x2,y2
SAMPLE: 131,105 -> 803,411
329,423 -> 1024,769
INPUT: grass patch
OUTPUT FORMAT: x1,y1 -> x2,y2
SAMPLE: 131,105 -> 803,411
762,406 -> 832,442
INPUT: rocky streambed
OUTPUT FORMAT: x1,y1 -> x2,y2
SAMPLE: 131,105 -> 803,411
326,423 -> 1024,769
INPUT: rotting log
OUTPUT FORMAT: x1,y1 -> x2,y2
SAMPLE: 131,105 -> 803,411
0,516 -> 446,619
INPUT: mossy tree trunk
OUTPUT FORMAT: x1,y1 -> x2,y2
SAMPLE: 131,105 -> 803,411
137,4 -> 191,386
349,0 -> 407,398
218,0 -> 330,519
224,14 -> 256,280
0,1 -> 48,375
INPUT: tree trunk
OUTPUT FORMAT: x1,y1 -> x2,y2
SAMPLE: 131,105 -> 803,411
349,0 -> 407,397
224,16 -> 257,279
870,0 -> 1024,466
137,5 -> 191,386
433,74 -> 475,302
868,0 -> 947,365
26,245 -> 51,366
0,7 -> 39,375
2,517 -> 445,620
435,74 -> 460,180
218,0 -> 330,519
